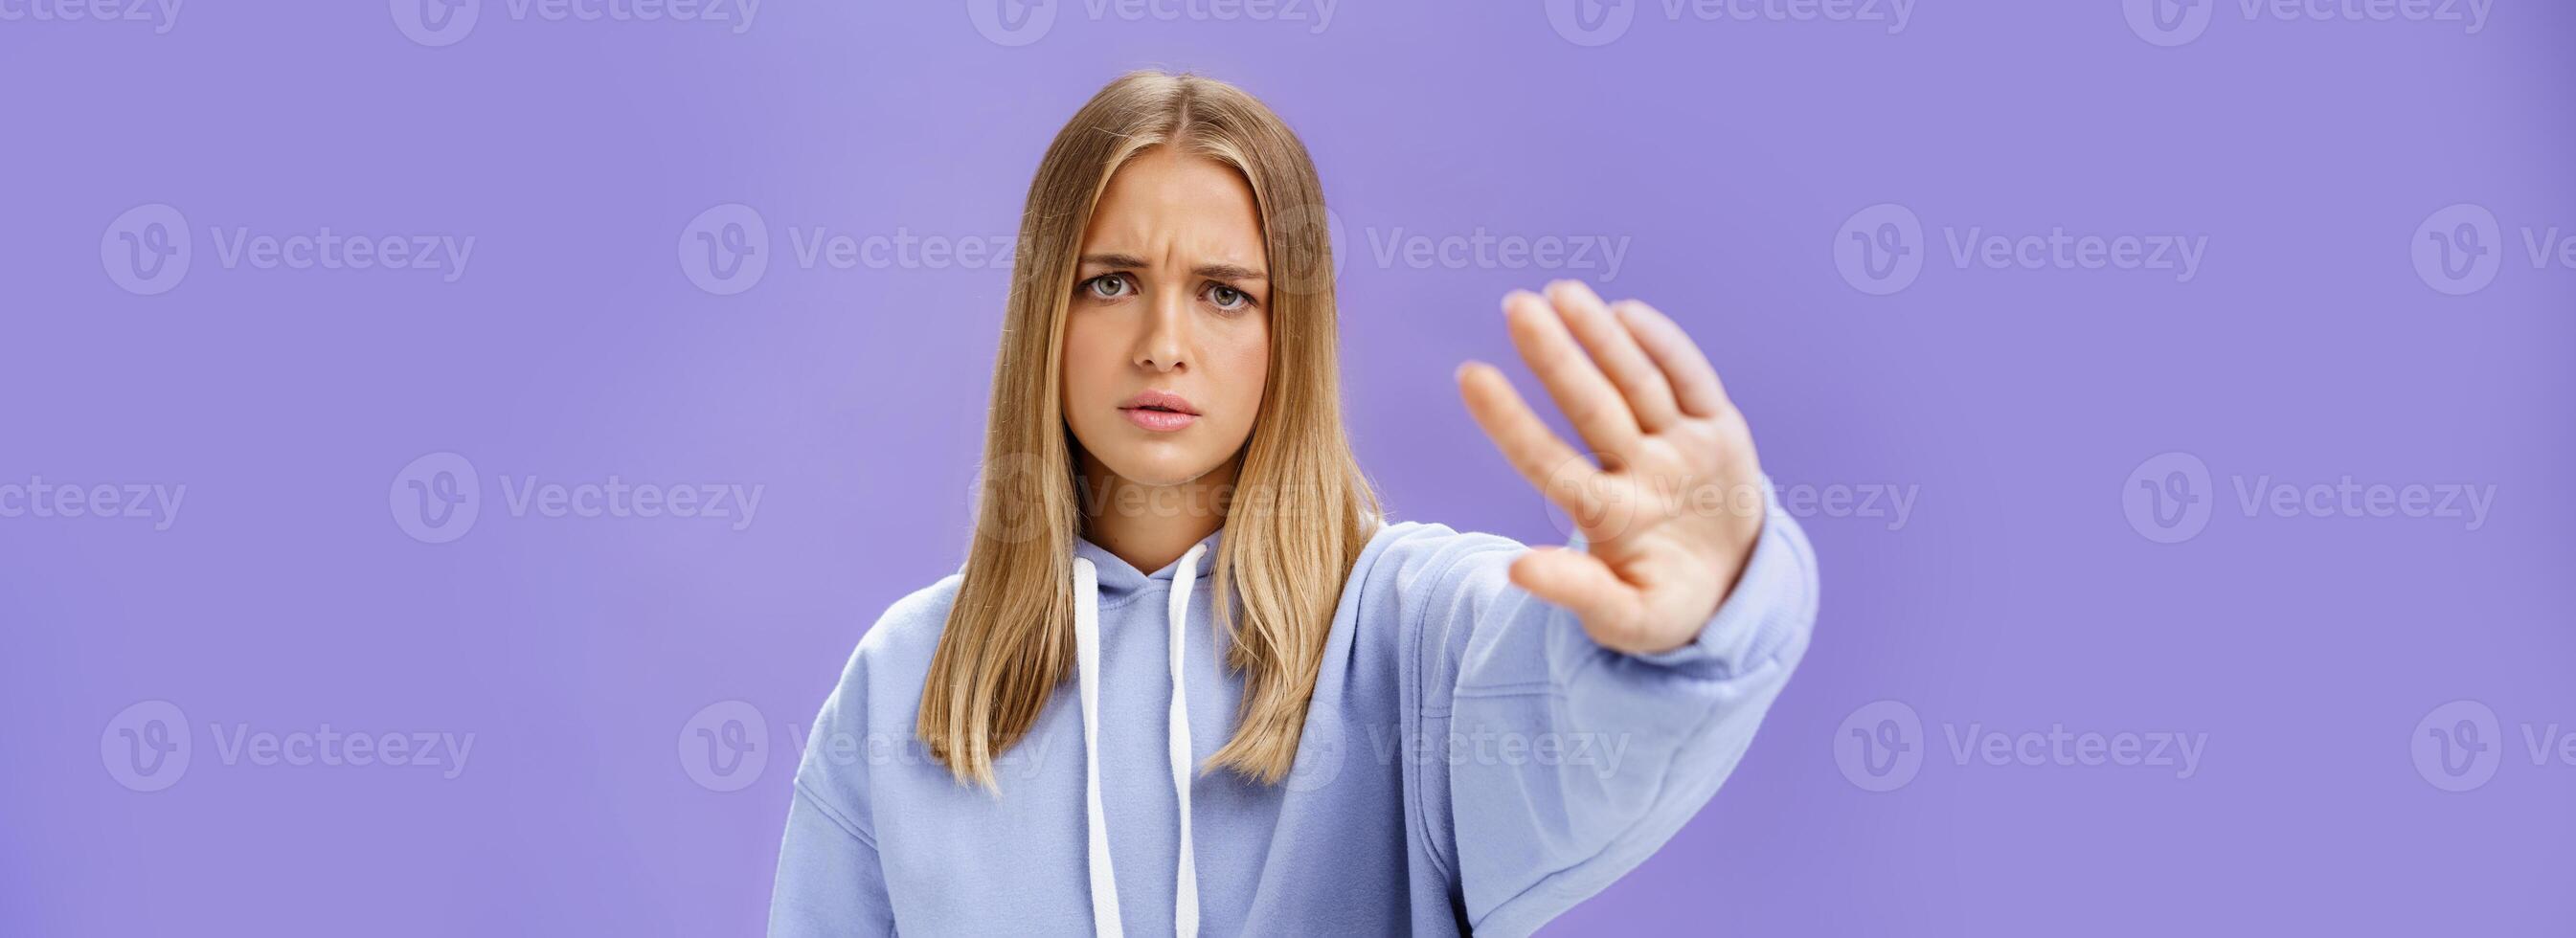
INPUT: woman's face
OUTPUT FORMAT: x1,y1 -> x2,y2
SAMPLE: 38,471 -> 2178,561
1061,147 -> 1273,491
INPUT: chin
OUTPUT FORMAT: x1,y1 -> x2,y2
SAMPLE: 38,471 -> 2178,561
1096,444 -> 1230,490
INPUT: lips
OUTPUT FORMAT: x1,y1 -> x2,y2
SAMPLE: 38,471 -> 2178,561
1119,389 -> 1200,433
1121,389 -> 1199,414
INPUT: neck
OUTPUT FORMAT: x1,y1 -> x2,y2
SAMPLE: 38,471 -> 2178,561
1077,451 -> 1234,573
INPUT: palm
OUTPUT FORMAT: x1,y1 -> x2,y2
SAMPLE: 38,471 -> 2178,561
1456,281 -> 1764,656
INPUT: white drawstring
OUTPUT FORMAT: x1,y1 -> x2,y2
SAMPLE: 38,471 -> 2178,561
1072,557 -> 1122,935
1072,541 -> 1208,938
1165,543 -> 1204,938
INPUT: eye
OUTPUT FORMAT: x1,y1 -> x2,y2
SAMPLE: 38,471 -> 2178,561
1081,274 -> 1132,301
1205,283 -> 1253,312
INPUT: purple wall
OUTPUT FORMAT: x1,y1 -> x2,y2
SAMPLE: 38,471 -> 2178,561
6,1 -> 2571,934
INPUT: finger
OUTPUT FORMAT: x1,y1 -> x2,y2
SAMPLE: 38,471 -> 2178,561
1457,361 -> 1610,521
1546,280 -> 1681,434
1614,300 -> 1733,418
1503,289 -> 1642,462
1508,547 -> 1649,649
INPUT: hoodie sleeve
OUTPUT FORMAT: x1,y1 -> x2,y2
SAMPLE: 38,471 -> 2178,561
768,635 -> 898,937
1389,484 -> 1819,935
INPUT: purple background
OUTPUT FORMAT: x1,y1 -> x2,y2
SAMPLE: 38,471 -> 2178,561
6,1 -> 2572,934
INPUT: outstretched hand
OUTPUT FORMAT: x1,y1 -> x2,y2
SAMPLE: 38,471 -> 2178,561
1457,281 -> 1766,656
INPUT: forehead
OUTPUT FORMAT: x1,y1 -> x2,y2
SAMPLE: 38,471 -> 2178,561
1081,147 -> 1264,260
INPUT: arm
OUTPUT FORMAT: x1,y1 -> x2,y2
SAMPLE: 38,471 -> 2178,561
768,651 -> 897,937
1401,494 -> 1816,934
769,780 -> 896,937
1425,280 -> 1819,931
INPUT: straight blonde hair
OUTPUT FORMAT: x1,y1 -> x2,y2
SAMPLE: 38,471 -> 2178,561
918,71 -> 1381,789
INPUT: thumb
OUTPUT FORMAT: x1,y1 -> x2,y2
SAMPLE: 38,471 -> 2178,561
1508,547 -> 1648,650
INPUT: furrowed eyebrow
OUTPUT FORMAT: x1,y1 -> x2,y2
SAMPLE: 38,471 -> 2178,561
1077,254 -> 1149,270
1076,255 -> 1267,283
1192,263 -> 1267,282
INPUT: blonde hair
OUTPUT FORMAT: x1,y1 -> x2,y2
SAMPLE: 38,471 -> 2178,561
918,71 -> 1381,789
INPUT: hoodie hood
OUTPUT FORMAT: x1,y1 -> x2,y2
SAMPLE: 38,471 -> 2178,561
1072,527 -> 1223,601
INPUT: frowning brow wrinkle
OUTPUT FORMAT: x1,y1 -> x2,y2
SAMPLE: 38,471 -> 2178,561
1193,263 -> 1267,282
1078,254 -> 1268,282
1079,253 -> 1150,270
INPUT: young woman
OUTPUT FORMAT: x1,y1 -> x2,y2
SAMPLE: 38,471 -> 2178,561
770,71 -> 1818,936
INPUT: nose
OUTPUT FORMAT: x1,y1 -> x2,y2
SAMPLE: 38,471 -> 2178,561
1133,288 -> 1189,372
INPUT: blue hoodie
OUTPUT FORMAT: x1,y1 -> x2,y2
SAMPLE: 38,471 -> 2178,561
769,493 -> 1817,936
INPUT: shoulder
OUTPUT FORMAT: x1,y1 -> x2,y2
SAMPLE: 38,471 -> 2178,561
1339,519 -> 1542,631
1352,519 -> 1532,592
849,572 -> 964,672
808,573 -> 962,728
